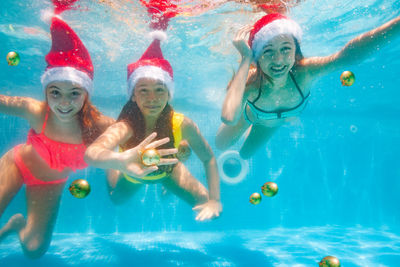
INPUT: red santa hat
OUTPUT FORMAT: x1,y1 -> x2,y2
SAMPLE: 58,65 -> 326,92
127,34 -> 174,99
140,0 -> 179,31
248,13 -> 302,60
41,1 -> 94,95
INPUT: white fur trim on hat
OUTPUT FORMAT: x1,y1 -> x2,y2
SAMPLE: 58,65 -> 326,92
149,30 -> 167,42
40,8 -> 62,24
252,18 -> 302,60
127,66 -> 174,99
41,67 -> 93,95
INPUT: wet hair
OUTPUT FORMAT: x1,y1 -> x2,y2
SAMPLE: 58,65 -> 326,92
118,100 -> 175,149
78,97 -> 103,145
117,100 -> 176,173
45,93 -> 103,146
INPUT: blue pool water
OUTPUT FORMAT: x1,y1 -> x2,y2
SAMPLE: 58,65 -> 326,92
1,0 -> 400,266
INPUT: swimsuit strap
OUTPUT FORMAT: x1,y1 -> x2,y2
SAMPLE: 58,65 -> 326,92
41,105 -> 50,134
289,70 -> 305,99
249,74 -> 264,105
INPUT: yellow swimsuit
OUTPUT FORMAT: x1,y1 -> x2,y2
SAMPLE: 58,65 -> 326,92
120,112 -> 184,184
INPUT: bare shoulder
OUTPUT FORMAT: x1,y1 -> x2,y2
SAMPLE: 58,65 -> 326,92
27,100 -> 48,130
181,116 -> 202,138
291,59 -> 327,89
181,116 -> 197,131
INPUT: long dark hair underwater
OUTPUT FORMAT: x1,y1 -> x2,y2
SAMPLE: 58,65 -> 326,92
118,100 -> 176,173
118,100 -> 175,150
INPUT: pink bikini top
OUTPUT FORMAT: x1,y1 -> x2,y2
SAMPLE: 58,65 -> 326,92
26,106 -> 88,172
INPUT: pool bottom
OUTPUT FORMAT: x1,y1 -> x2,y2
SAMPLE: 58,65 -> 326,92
1,226 -> 399,266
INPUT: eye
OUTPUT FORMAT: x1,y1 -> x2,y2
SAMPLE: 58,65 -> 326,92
137,88 -> 149,95
49,90 -> 60,97
281,47 -> 292,53
263,49 -> 273,55
156,87 -> 166,93
71,91 -> 82,97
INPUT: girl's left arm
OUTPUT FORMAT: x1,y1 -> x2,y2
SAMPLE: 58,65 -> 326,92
303,15 -> 400,78
182,117 -> 222,219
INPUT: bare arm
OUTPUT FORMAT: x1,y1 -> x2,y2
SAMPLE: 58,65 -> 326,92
84,121 -> 133,170
84,122 -> 178,178
182,118 -> 220,202
303,15 -> 400,78
0,95 -> 43,126
221,25 -> 254,125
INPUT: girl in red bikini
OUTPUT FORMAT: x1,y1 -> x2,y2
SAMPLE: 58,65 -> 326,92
0,0 -> 175,258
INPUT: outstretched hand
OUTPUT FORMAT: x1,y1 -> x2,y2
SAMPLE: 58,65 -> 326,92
119,132 -> 178,178
193,200 -> 222,221
233,24 -> 253,59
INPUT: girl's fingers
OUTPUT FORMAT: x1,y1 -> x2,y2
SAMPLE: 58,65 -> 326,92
137,132 -> 157,148
144,137 -> 170,150
158,158 -> 179,165
237,24 -> 252,38
158,148 -> 178,156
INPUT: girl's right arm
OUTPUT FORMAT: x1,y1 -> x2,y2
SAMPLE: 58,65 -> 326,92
84,123 -> 178,178
0,95 -> 43,126
84,121 -> 135,170
221,25 -> 254,125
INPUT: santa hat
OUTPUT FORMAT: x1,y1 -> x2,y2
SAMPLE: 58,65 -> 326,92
249,13 -> 302,60
127,34 -> 174,99
41,1 -> 94,95
140,0 -> 179,31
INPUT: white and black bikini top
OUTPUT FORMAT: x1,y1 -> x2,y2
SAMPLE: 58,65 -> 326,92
245,71 -> 310,121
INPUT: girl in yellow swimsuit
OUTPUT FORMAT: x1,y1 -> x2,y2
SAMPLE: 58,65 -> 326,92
216,13 -> 400,159
85,35 -> 222,222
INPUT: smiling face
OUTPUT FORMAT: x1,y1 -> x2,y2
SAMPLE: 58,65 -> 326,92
257,34 -> 296,80
132,78 -> 169,118
46,81 -> 87,122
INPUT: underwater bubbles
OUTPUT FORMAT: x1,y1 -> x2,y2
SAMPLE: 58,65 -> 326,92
217,150 -> 248,185
350,125 -> 358,133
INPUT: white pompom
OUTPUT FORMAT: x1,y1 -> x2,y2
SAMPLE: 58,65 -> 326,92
40,8 -> 62,24
149,30 -> 167,41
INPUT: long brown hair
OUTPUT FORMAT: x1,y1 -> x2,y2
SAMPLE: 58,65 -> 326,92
117,100 -> 175,150
44,94 -> 103,146
78,97 -> 103,145
118,100 -> 176,174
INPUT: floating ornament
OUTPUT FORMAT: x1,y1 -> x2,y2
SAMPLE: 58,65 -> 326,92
141,148 -> 161,166
261,182 -> 278,197
340,71 -> 355,86
69,179 -> 91,199
249,192 -> 262,205
6,51 -> 20,66
319,256 -> 341,267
